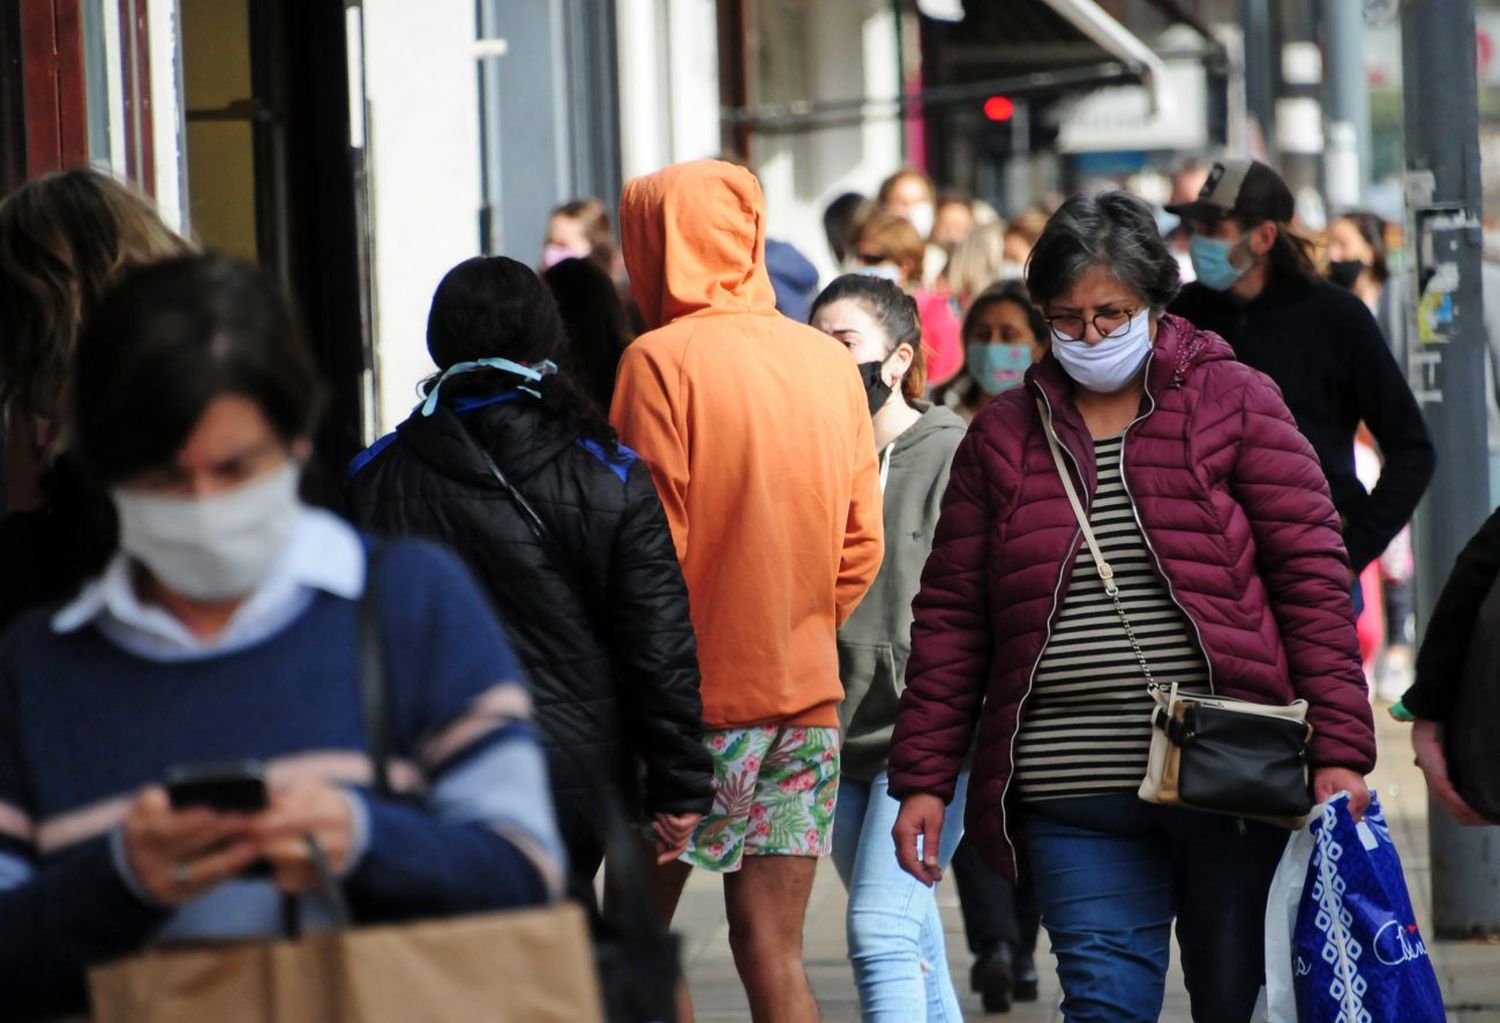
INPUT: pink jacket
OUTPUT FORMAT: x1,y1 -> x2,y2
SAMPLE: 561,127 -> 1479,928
887,314 -> 1376,880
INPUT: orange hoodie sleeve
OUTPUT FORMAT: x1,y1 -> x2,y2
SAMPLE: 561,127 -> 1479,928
610,343 -> 690,561
836,398 -> 885,627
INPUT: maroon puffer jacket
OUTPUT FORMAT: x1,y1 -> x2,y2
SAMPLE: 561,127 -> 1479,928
888,314 -> 1375,881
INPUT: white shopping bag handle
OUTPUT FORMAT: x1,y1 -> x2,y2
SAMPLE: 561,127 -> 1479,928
1260,802 -> 1331,1023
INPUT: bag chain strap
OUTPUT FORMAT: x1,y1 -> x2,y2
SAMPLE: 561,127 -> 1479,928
1035,398 -> 1159,693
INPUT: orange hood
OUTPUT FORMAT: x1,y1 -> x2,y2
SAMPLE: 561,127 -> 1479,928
620,160 -> 778,329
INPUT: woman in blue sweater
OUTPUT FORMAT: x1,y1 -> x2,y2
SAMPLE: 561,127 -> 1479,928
0,255 -> 565,1020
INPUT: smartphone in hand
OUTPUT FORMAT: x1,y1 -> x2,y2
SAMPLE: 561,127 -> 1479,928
165,760 -> 269,813
164,760 -> 272,877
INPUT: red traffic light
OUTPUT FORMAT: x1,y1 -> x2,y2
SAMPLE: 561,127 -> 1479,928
984,95 -> 1015,122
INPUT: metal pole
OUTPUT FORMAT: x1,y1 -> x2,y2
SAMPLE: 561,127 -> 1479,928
1402,0 -> 1500,938
1320,0 -> 1370,208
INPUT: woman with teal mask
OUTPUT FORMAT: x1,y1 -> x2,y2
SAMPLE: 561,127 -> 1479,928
935,282 -> 1050,422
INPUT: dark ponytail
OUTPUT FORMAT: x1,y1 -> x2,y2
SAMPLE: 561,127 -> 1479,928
423,256 -> 618,450
809,274 -> 927,399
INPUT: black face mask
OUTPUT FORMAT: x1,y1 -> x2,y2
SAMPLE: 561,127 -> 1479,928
1327,260 -> 1366,291
857,361 -> 893,416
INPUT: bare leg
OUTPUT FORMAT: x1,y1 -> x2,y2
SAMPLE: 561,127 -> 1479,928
652,856 -> 694,924
650,856 -> 696,1023
723,855 -> 821,1023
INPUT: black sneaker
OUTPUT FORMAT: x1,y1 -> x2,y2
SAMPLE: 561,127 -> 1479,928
1012,952 -> 1039,1003
970,944 -> 1014,1014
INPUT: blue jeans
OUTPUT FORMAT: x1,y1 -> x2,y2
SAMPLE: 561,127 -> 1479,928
831,770 -> 967,1023
1023,794 -> 1289,1023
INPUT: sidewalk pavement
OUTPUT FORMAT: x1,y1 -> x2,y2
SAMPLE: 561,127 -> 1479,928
676,705 -> 1500,1021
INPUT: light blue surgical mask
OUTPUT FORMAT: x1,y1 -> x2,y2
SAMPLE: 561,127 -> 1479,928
966,343 -> 1031,395
857,264 -> 904,284
1189,234 -> 1249,292
420,357 -> 558,416
1051,309 -> 1153,394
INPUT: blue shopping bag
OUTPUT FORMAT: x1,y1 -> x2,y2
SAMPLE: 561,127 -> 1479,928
1291,793 -> 1445,1023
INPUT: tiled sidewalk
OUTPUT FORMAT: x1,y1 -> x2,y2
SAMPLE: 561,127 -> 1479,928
677,706 -> 1500,1021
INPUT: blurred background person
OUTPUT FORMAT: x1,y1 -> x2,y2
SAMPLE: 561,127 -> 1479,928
541,197 -> 614,272
1001,209 -> 1049,278
1326,210 -> 1417,699
878,167 -> 947,287
1170,159 -> 1435,588
810,273 -> 969,1022
852,212 -> 963,388
932,188 -> 976,255
0,169 -> 192,633
0,255 -> 564,1020
934,281 -> 1049,423
943,222 -> 1007,309
824,191 -> 876,270
765,238 -> 821,324
878,167 -> 937,241
543,197 -> 646,334
1325,210 -> 1390,314
1162,157 -> 1215,284
347,255 -> 712,907
543,256 -> 636,417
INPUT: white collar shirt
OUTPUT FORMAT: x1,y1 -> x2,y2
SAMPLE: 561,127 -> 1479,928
51,507 -> 366,662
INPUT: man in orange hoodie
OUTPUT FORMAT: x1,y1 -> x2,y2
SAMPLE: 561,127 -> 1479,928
612,160 -> 884,1021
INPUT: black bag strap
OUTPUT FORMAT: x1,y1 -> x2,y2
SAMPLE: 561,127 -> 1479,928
359,541 -> 393,800
283,551 -> 387,940
451,416 -> 607,636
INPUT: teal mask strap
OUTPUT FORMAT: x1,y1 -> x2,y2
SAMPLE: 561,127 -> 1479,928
420,358 -> 558,416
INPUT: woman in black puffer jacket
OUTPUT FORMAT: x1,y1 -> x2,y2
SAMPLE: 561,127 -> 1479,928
347,256 -> 712,901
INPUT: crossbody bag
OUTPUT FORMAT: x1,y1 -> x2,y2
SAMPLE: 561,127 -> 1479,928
1035,399 -> 1313,827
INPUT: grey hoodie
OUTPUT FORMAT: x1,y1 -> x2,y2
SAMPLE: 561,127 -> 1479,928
837,401 -> 967,781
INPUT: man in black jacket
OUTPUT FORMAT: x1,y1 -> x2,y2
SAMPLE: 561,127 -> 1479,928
1170,159 -> 1435,575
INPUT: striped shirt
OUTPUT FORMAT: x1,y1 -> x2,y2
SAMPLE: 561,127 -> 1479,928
1015,434 -> 1210,802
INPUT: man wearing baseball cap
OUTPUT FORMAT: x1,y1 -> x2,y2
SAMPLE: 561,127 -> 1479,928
1170,158 -> 1434,581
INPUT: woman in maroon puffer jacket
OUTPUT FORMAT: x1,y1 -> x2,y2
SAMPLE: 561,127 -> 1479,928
889,191 -> 1375,1023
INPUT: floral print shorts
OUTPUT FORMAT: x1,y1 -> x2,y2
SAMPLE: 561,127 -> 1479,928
681,724 -> 841,873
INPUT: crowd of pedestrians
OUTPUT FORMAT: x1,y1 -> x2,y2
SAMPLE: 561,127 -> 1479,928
0,145 -> 1486,1023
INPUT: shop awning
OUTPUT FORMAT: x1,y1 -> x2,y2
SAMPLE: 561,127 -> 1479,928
727,0 -> 1193,135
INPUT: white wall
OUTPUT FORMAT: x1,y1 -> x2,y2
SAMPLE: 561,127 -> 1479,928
362,0 -> 483,433
618,0 -> 901,286
753,0 -> 903,283
617,0 -> 721,181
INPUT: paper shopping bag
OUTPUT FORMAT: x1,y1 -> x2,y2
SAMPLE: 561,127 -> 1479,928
90,901 -> 604,1023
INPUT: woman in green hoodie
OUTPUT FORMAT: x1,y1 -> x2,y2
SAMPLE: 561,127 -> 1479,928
810,275 -> 970,1022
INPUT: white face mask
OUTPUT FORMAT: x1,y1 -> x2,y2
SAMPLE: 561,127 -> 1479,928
905,201 -> 935,240
1051,309 -> 1153,394
111,461 -> 302,601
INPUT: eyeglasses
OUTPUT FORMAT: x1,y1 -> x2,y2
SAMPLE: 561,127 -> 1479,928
854,251 -> 891,265
1042,307 -> 1141,342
